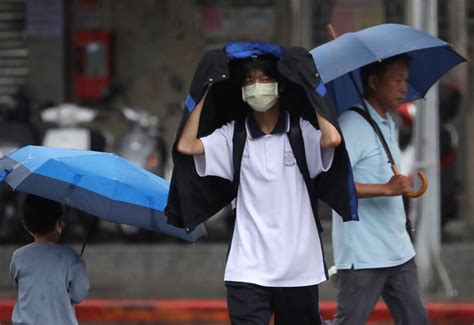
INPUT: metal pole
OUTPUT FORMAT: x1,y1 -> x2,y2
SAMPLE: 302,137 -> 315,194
408,0 -> 455,295
290,0 -> 312,48
449,0 -> 473,234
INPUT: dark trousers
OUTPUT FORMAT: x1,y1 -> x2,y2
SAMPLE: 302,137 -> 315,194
225,281 -> 323,325
333,258 -> 429,325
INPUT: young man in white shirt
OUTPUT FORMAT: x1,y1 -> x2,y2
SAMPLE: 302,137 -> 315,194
177,56 -> 341,325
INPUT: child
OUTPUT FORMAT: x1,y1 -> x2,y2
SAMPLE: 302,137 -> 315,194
9,194 -> 89,325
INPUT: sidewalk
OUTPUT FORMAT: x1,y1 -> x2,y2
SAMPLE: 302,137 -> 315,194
1,242 -> 473,324
1,242 -> 473,300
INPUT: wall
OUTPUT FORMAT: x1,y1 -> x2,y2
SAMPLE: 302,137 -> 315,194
108,0 -> 204,148
26,0 -> 67,104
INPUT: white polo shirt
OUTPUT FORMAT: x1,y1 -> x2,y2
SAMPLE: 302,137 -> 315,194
194,111 -> 334,287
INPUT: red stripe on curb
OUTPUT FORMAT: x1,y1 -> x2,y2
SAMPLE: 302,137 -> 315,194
0,300 -> 14,322
77,299 -> 229,322
1,299 -> 473,323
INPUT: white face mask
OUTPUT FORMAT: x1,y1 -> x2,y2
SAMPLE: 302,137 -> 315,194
242,82 -> 278,112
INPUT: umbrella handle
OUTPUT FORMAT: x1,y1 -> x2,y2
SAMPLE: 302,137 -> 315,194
391,164 -> 428,198
327,24 -> 338,39
80,214 -> 94,257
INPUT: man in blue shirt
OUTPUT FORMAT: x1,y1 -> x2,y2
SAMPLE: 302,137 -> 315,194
331,55 -> 429,324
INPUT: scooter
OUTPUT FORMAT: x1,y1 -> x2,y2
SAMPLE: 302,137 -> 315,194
115,106 -> 167,177
41,103 -> 108,152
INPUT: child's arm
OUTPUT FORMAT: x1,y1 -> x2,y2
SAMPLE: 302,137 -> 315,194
68,258 -> 90,304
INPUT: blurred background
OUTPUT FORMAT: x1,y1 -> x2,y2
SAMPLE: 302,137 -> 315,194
0,0 -> 472,324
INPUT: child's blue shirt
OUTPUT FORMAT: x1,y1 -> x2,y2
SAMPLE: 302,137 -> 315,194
10,242 -> 89,325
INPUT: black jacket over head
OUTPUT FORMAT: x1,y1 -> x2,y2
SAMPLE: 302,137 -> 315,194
165,42 -> 358,232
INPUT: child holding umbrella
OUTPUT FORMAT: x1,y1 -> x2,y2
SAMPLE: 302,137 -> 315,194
10,194 -> 89,325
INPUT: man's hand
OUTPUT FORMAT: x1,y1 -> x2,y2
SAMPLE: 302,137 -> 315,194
385,174 -> 413,196
355,174 -> 413,198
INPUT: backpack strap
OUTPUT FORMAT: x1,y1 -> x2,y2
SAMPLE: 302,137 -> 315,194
349,107 -> 394,164
227,119 -> 246,258
349,107 -> 414,241
232,118 -> 247,190
287,113 -> 322,233
287,114 -> 311,184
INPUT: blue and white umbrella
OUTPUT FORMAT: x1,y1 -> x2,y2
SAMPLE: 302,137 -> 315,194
0,145 -> 206,243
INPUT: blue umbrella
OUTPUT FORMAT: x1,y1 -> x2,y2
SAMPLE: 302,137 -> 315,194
0,145 -> 206,245
310,23 -> 467,115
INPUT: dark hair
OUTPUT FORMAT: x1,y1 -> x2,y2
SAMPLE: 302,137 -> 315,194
230,55 -> 280,86
360,54 -> 412,94
22,194 -> 63,235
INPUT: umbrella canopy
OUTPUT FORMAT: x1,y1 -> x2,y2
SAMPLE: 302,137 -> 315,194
0,145 -> 206,242
310,23 -> 467,115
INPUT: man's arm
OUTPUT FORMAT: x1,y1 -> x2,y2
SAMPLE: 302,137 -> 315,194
316,112 -> 341,148
356,174 -> 413,198
176,90 -> 209,156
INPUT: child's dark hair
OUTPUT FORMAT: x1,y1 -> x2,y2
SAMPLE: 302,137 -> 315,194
231,55 -> 280,85
360,54 -> 412,94
22,194 -> 63,235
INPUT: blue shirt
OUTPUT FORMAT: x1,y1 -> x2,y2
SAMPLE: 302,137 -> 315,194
10,242 -> 89,325
332,101 -> 415,270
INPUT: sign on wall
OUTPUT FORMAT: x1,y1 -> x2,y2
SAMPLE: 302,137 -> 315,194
26,0 -> 64,38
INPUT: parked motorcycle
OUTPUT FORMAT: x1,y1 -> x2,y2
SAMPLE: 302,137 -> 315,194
115,106 -> 167,177
41,103 -> 108,152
